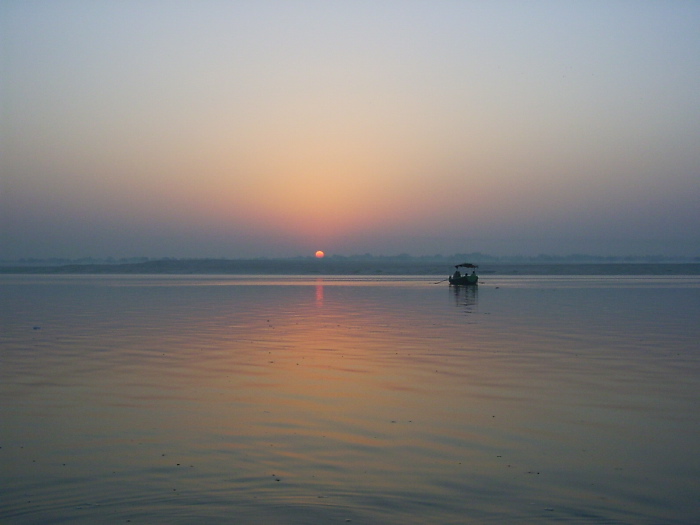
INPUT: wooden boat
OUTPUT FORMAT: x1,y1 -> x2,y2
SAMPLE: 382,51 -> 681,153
448,263 -> 478,285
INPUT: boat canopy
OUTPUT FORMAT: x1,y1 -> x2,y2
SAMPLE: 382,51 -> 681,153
454,263 -> 478,269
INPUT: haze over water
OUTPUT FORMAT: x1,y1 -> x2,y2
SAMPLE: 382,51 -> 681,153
2,271 -> 699,524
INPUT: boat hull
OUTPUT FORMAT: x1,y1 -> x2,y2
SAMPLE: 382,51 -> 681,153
448,275 -> 478,286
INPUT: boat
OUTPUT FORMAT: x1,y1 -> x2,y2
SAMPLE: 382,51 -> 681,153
448,263 -> 478,285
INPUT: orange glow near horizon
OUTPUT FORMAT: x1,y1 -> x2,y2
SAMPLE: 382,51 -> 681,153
315,250 -> 325,258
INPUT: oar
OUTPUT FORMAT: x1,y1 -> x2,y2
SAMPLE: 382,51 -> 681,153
433,278 -> 449,284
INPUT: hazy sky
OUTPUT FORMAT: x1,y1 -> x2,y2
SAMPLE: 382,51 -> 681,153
2,1 -> 699,259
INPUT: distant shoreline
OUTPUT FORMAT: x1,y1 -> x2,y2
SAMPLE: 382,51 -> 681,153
1,259 -> 699,276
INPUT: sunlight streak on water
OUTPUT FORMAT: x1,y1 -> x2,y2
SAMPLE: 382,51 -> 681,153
1,275 -> 699,523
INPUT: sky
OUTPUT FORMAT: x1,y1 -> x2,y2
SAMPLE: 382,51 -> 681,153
2,1 -> 699,259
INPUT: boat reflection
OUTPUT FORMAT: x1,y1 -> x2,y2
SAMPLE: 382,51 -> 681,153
452,283 -> 478,313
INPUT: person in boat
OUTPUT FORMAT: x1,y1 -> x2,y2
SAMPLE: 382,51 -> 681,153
452,269 -> 461,280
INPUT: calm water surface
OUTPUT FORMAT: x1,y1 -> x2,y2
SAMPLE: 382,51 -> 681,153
1,275 -> 699,524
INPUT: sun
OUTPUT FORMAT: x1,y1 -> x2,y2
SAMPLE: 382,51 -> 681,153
315,250 -> 325,259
